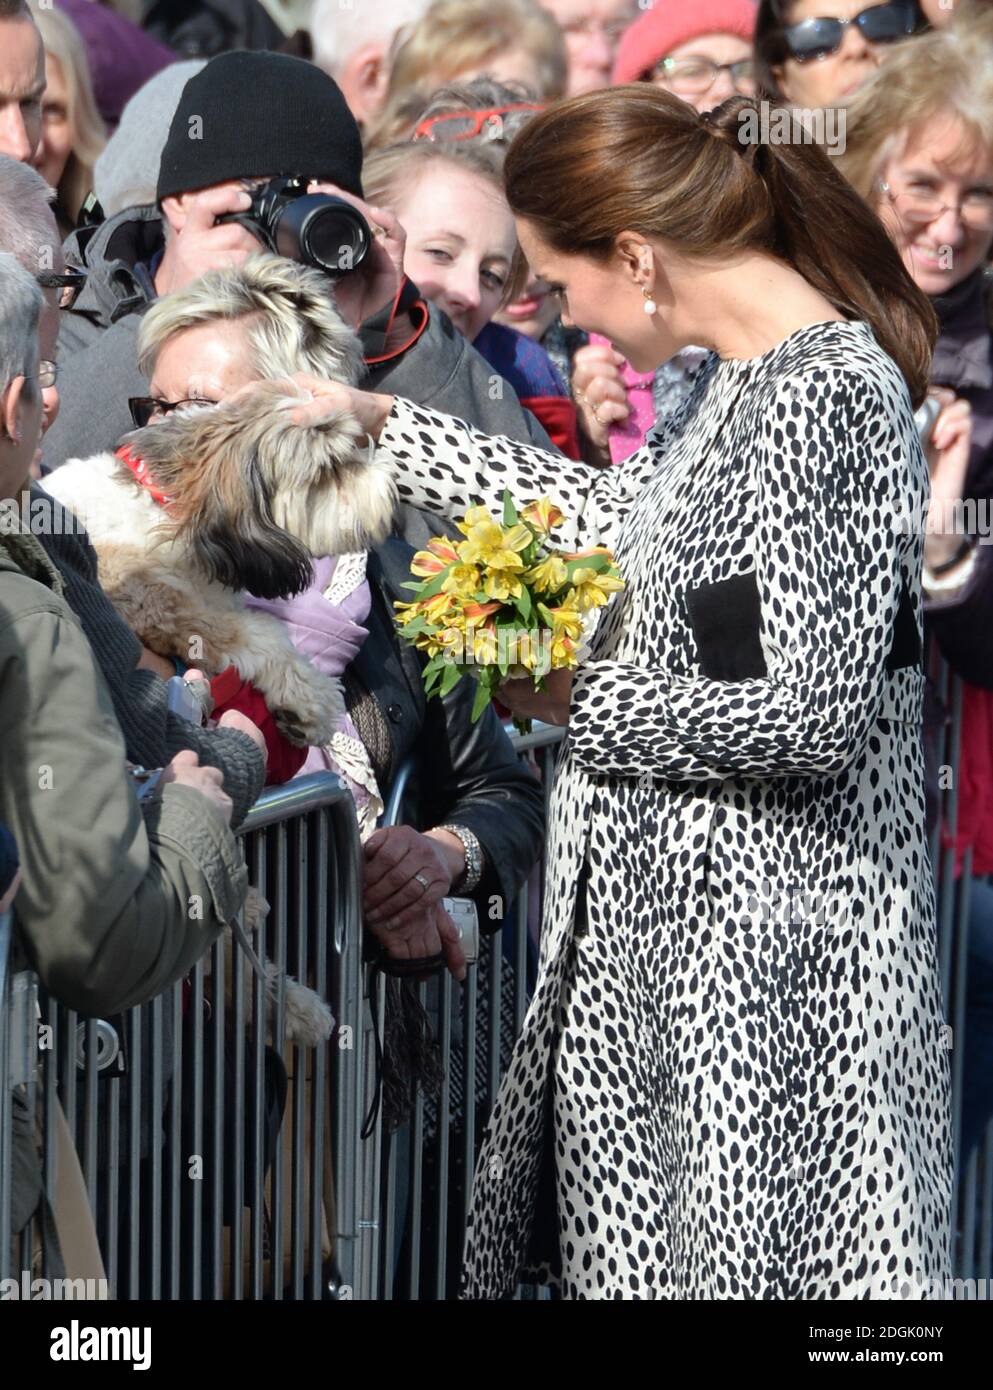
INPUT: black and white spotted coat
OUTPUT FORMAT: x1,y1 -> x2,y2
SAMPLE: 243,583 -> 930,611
379,320 -> 954,1300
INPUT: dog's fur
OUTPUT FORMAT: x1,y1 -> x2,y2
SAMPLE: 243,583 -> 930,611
42,379 -> 397,746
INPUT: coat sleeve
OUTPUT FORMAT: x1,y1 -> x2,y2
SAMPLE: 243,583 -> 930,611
378,394 -> 678,553
0,592 -> 248,1017
567,370 -> 920,780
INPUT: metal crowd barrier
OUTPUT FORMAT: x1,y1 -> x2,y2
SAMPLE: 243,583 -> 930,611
1,686 -> 991,1297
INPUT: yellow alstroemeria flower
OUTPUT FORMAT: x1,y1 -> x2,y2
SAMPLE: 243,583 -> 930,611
456,504 -> 496,537
568,568 -> 625,612
411,537 -> 460,577
393,599 -> 421,627
520,497 -> 566,535
458,597 -> 497,625
551,634 -> 580,668
524,553 -> 568,594
542,603 -> 583,641
458,519 -> 532,571
561,546 -> 614,564
441,562 -> 481,597
473,625 -> 499,665
483,568 -> 523,603
420,591 -> 459,625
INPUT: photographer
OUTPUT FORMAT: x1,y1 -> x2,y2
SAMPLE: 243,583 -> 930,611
42,50 -> 559,473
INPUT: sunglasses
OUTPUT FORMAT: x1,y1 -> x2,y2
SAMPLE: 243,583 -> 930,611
128,396 -> 217,430
412,103 -> 545,142
36,265 -> 87,310
783,0 -> 918,63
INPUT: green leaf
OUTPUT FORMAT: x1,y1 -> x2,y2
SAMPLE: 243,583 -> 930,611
416,568 -> 452,600
400,580 -> 424,593
566,553 -> 610,576
501,488 -> 518,528
470,677 -> 493,723
439,661 -> 462,696
515,585 -> 532,621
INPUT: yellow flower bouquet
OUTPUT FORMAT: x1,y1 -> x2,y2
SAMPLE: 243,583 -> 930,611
394,490 -> 625,731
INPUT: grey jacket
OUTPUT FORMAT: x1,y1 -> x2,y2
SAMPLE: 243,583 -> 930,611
0,525 -> 248,1018
44,205 -> 557,469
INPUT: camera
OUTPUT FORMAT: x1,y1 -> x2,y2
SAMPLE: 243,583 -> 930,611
216,176 -> 371,278
442,896 -> 479,966
915,395 -> 942,450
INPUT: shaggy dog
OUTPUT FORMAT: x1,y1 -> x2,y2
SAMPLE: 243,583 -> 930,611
42,370 -> 397,1047
42,377 -> 397,746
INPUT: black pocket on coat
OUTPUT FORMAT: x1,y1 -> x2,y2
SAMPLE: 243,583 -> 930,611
685,571 -> 768,681
885,579 -> 922,672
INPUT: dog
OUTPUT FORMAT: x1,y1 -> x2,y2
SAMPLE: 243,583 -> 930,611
42,377 -> 397,747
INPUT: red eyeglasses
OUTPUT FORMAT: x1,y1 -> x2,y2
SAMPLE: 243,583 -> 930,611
412,103 -> 545,142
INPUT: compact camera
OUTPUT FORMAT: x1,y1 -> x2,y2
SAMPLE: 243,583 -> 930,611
216,176 -> 371,278
443,896 -> 479,966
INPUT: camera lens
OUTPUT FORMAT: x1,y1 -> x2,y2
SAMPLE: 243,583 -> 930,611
272,194 -> 370,277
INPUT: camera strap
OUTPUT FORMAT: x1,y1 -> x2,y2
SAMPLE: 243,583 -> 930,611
360,275 -> 427,365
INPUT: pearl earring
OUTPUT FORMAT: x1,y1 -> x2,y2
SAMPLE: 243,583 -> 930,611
642,287 -> 658,316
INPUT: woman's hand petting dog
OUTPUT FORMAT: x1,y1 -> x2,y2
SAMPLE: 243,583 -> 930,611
362,825 -> 468,981
158,749 -> 234,825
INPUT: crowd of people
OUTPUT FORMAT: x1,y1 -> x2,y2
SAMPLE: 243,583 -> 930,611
1,0 -> 992,1300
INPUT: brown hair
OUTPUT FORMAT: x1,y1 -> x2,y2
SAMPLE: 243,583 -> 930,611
364,140 -> 529,303
504,85 -> 938,406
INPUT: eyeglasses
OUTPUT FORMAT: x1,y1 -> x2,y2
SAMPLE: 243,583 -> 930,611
650,56 -> 757,96
412,103 -> 545,142
783,0 -> 917,63
879,178 -> 993,231
36,265 -> 87,310
128,396 -> 217,430
561,16 -> 630,45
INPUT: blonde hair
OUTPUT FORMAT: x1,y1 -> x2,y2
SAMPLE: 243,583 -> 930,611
837,10 -> 993,202
367,0 -> 565,148
363,141 -> 529,303
138,254 -> 365,386
28,0 -> 105,223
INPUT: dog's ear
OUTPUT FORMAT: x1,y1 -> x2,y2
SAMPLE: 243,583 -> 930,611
188,454 -> 315,599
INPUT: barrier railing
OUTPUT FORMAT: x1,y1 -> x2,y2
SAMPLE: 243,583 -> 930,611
2,684 -> 991,1296
1,773 -> 364,1298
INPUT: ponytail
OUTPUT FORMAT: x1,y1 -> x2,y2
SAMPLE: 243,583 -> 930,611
706,98 -> 937,407
504,87 -> 937,407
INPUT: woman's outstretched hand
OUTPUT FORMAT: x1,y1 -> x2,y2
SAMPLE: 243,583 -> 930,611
498,668 -> 573,727
286,373 -> 395,445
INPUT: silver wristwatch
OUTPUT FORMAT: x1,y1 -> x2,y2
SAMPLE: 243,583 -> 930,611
436,823 -> 484,894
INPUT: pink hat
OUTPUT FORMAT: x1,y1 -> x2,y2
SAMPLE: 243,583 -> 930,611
612,0 -> 757,86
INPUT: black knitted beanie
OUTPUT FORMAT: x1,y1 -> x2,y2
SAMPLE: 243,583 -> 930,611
156,51 -> 364,203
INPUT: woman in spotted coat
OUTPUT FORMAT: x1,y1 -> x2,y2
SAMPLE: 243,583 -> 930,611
291,88 -> 954,1299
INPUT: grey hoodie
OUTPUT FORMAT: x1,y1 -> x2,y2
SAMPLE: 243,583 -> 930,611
44,205 -> 558,470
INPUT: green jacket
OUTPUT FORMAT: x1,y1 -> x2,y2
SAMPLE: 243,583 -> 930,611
0,523 -> 248,1016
